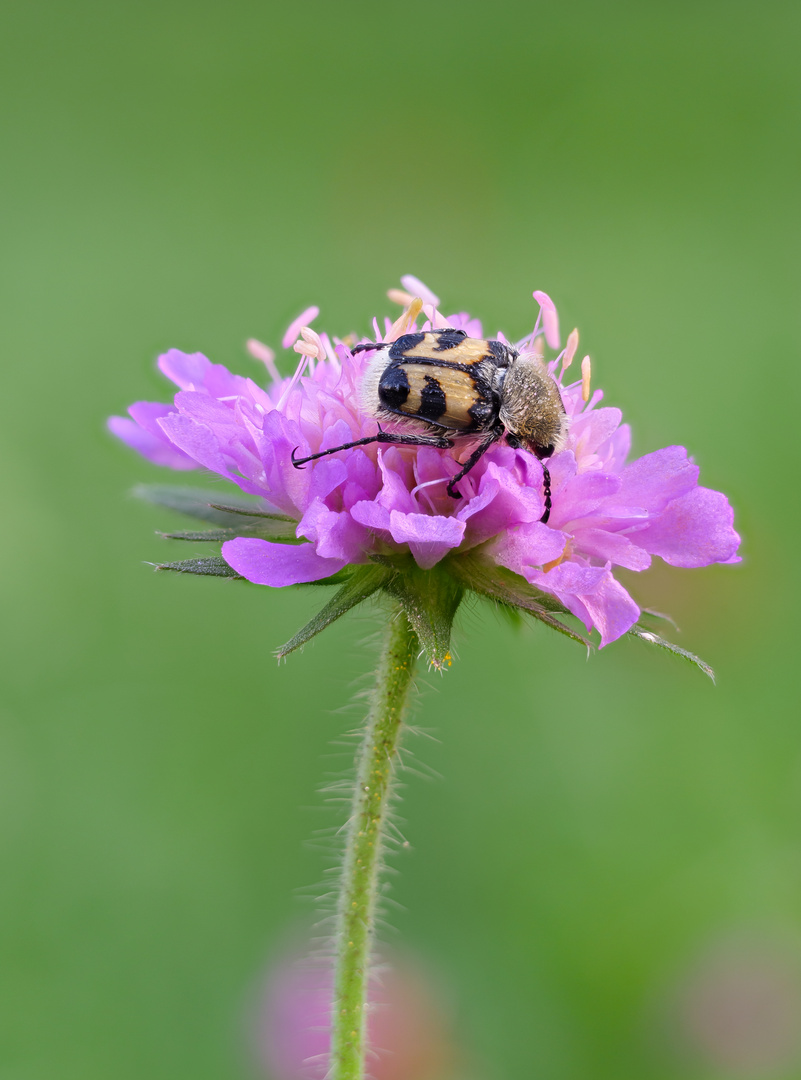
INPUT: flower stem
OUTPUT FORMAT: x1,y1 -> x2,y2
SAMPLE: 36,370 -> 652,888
330,607 -> 418,1080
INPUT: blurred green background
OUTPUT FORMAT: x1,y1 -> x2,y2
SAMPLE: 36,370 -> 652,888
2,1 -> 800,1077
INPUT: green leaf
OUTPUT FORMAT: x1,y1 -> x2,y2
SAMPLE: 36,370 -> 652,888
448,553 -> 591,647
154,556 -> 243,578
376,556 -> 464,670
276,565 -> 393,658
627,623 -> 716,683
133,484 -> 292,526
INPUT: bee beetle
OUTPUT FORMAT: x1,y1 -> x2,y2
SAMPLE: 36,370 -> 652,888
291,328 -> 568,523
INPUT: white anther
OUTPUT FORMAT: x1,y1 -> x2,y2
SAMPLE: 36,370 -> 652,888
298,325 -> 326,362
581,355 -> 592,402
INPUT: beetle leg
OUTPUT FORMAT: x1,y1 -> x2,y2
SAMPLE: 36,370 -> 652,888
291,429 -> 453,468
445,430 -> 503,499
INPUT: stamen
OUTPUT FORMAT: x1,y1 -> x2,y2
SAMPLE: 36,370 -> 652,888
560,328 -> 579,375
320,332 -> 340,372
387,288 -> 415,306
298,326 -> 327,363
282,305 -> 319,349
387,297 -> 424,341
410,476 -> 450,499
581,355 -> 592,402
543,539 -> 572,573
400,275 -> 440,307
532,289 -> 560,350
276,351 -> 309,411
246,338 -> 281,384
423,303 -> 449,329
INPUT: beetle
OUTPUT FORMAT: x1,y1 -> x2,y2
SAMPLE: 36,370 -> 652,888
290,328 -> 568,523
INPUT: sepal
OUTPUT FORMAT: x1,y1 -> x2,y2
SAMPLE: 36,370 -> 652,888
276,565 -> 393,658
627,623 -> 715,683
448,553 -> 591,647
373,555 -> 464,670
159,523 -> 298,542
134,484 -> 292,526
154,556 -> 243,578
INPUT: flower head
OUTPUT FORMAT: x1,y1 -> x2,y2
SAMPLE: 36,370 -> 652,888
110,279 -> 740,667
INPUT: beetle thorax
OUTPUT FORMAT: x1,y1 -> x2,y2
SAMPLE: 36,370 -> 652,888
498,356 -> 568,454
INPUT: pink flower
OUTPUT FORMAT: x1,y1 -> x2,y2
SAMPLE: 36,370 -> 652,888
110,280 -> 740,653
252,951 -> 454,1080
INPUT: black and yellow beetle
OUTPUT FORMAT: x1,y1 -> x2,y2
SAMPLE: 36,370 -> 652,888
291,328 -> 568,523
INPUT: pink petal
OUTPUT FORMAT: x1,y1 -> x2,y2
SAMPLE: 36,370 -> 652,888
388,510 -> 465,569
572,527 -> 652,571
221,538 -> 346,586
617,446 -> 699,512
400,275 -> 440,307
575,572 -> 640,646
487,521 -> 569,576
297,499 -> 368,562
570,407 -> 624,460
632,486 -> 741,567
529,562 -> 640,646
550,470 -> 622,529
460,462 -> 545,546
157,349 -> 213,390
349,498 -> 392,535
157,413 -> 232,477
107,414 -> 198,470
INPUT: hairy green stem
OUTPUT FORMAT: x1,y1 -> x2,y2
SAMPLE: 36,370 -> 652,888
330,608 -> 418,1080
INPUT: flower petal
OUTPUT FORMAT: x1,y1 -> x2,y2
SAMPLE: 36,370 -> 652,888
487,520 -> 569,577
572,527 -> 652,571
570,407 -> 623,463
459,460 -> 545,545
108,412 -> 197,470
632,486 -> 741,567
400,275 -> 440,307
533,290 -> 560,349
529,562 -> 640,646
388,510 -> 465,569
616,446 -> 699,512
221,538 -> 346,586
297,498 -> 368,562
157,412 -> 232,477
